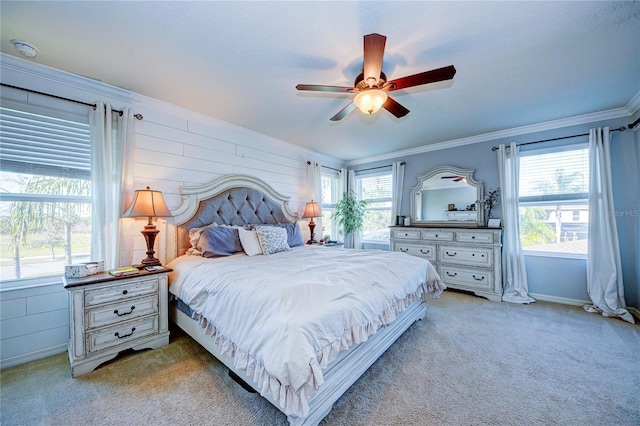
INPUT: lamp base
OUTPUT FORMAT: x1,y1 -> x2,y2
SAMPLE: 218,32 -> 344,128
306,221 -> 316,245
140,224 -> 162,267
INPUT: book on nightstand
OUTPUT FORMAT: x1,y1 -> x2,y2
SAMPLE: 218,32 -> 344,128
108,266 -> 140,277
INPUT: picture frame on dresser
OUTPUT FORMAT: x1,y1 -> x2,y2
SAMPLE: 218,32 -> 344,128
487,218 -> 501,228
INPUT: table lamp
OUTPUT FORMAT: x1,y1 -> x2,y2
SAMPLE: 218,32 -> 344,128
302,200 -> 322,244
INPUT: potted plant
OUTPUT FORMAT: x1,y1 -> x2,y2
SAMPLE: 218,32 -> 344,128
332,191 -> 368,244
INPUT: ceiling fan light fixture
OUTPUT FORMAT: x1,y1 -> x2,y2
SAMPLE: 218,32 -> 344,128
354,89 -> 388,115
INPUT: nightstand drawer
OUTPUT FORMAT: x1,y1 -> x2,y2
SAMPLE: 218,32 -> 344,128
86,316 -> 159,353
86,295 -> 159,329
396,243 -> 436,260
439,245 -> 493,266
85,278 -> 158,306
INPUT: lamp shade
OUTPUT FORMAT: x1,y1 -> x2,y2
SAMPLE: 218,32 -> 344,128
354,89 -> 388,115
122,186 -> 172,218
302,200 -> 322,218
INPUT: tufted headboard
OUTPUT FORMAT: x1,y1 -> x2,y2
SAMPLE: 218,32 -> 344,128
163,174 -> 299,262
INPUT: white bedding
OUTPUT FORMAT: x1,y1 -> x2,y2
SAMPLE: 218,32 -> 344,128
167,245 -> 444,417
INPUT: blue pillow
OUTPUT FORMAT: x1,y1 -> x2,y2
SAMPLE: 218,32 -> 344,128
270,223 -> 304,247
197,226 -> 243,258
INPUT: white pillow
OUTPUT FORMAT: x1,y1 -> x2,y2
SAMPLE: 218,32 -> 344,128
238,227 -> 262,256
255,226 -> 290,255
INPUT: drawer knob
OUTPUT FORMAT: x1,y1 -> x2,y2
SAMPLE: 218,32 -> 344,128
114,327 -> 136,339
420,249 -> 430,254
122,290 -> 128,295
435,234 -> 438,237
473,275 -> 485,281
114,306 -> 135,317
404,233 -> 408,236
472,236 -> 476,239
399,248 -> 409,252
446,272 -> 457,277
446,251 -> 457,257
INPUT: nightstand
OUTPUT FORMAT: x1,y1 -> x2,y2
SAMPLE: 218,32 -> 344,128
63,267 -> 172,377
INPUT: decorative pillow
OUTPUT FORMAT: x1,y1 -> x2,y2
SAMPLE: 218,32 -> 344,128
259,223 -> 305,247
196,226 -> 243,258
187,222 -> 219,255
255,226 -> 291,255
238,227 -> 263,256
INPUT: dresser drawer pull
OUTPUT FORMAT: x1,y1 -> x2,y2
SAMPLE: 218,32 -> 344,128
420,249 -> 430,254
122,290 -> 128,295
404,233 -> 409,237
399,248 -> 409,252
445,251 -> 457,257
472,275 -> 485,281
446,272 -> 457,277
114,306 -> 135,317
115,327 -> 136,339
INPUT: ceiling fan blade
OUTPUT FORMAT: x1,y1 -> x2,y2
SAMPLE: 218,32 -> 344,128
330,102 -> 356,121
296,84 -> 353,93
363,33 -> 386,86
386,65 -> 457,92
382,96 -> 410,118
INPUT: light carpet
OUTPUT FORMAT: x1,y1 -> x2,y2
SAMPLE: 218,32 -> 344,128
1,290 -> 639,425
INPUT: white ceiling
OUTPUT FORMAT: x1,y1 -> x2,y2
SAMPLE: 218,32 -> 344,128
2,1 -> 639,161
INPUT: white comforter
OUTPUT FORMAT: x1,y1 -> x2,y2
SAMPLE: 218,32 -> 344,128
167,246 -> 444,417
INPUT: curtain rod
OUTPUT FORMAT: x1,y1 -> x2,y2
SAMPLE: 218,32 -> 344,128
491,126 -> 627,151
356,161 -> 405,173
307,161 -> 341,172
0,83 -> 143,120
629,116 -> 640,130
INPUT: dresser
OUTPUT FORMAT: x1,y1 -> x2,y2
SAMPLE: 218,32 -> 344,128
63,268 -> 171,377
391,226 -> 503,301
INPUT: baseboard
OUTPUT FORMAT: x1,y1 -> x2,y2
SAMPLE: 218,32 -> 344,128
528,293 -> 590,307
0,344 -> 67,370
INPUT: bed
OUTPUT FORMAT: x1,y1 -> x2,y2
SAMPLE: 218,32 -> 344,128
162,174 -> 444,425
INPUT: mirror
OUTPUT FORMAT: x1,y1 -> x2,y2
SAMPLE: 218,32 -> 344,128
411,166 -> 484,227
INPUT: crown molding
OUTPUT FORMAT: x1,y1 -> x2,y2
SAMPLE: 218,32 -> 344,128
347,96 -> 639,166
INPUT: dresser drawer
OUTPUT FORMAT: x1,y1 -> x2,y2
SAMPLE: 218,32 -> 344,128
392,229 -> 421,239
86,316 -> 159,353
440,266 -> 493,290
86,295 -> 159,330
455,231 -> 494,244
396,243 -> 436,260
439,245 -> 493,267
421,230 -> 454,241
85,278 -> 158,307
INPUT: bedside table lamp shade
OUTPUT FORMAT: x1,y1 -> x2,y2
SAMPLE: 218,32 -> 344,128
123,186 -> 172,266
302,200 -> 322,244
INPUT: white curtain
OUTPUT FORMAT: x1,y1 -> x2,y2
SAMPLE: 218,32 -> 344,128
497,142 -> 535,304
584,127 -> 634,323
391,161 -> 405,225
90,102 -> 134,269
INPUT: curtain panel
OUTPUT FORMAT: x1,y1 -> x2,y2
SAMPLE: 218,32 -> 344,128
90,102 -> 134,269
497,142 -> 535,304
584,127 -> 634,323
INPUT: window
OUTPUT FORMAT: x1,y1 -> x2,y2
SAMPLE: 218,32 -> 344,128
320,168 -> 340,241
0,105 -> 92,285
355,170 -> 392,245
518,144 -> 589,257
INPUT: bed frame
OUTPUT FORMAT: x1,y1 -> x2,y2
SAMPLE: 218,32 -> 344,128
162,174 -> 427,426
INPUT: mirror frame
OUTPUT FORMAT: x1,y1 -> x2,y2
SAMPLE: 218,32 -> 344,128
410,165 -> 484,227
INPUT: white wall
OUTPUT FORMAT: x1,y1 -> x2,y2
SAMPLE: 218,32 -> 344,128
0,53 -> 342,368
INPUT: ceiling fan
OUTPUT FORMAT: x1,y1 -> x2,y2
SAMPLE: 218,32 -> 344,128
441,175 -> 466,182
296,33 -> 456,121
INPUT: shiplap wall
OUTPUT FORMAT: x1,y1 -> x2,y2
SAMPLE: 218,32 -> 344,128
0,53 -> 341,368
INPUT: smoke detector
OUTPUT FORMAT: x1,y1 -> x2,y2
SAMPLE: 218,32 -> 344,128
10,39 -> 38,58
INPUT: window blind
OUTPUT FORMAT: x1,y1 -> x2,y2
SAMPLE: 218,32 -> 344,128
358,173 -> 393,201
0,107 -> 91,179
519,146 -> 589,203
